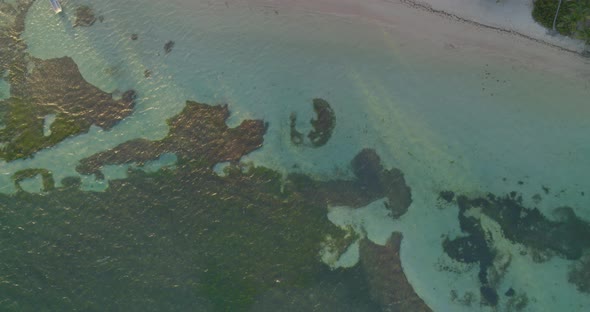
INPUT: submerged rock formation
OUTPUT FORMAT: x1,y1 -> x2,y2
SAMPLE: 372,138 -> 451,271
290,98 -> 336,147
454,193 -> 590,260
74,5 -> 97,27
308,98 -> 336,147
352,149 -> 412,217
1,1 -> 136,162
0,57 -> 136,161
77,101 -> 266,176
0,0 -> 34,96
287,148 -> 412,218
13,168 -> 55,192
76,107 -> 410,222
359,232 -> 432,312
28,57 -> 135,129
569,255 -> 590,294
164,40 -> 175,54
442,191 -> 590,307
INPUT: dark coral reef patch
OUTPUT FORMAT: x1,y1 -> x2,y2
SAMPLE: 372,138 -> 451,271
442,191 -> 590,306
290,98 -> 336,147
455,193 -> 590,260
0,57 -> 136,161
0,1 -> 32,81
287,148 -> 412,218
74,5 -> 97,27
63,98 -> 417,310
1,0 -> 133,161
77,101 -> 266,176
164,40 -> 175,54
359,232 -> 432,312
12,168 -> 55,192
308,98 -> 336,147
27,57 -> 136,129
569,255 -> 590,294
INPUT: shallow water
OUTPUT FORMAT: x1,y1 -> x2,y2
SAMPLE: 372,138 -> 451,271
1,0 -> 590,311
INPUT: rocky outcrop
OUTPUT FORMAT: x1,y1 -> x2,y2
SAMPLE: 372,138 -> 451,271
28,57 -> 135,129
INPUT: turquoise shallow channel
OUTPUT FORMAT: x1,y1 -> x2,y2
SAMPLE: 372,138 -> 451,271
1,0 -> 590,311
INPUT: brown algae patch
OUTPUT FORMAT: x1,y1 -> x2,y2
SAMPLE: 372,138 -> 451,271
0,57 -> 136,161
290,98 -> 336,147
360,232 -> 432,312
74,5 -> 97,27
1,2 -> 134,162
569,255 -> 590,294
0,0 -> 34,94
164,40 -> 175,54
12,168 -> 55,192
442,191 -> 590,307
77,101 -> 265,177
287,148 -> 412,218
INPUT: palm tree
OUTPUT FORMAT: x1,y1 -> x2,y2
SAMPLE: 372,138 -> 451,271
552,0 -> 564,33
557,1 -> 590,36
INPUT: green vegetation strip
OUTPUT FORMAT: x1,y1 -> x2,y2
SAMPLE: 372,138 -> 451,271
533,0 -> 590,43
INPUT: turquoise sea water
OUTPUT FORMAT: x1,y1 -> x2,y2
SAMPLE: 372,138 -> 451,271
2,0 -> 590,311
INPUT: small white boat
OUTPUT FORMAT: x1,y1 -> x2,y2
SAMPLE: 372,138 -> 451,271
49,0 -> 62,14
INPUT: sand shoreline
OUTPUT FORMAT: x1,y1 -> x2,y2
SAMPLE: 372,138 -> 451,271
398,0 -> 582,54
207,0 -> 590,81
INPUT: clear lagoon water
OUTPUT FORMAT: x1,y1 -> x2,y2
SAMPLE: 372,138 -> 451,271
1,0 -> 590,311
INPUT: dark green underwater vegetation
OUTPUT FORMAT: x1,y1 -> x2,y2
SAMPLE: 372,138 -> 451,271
0,135 -> 422,311
0,163 -> 351,311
